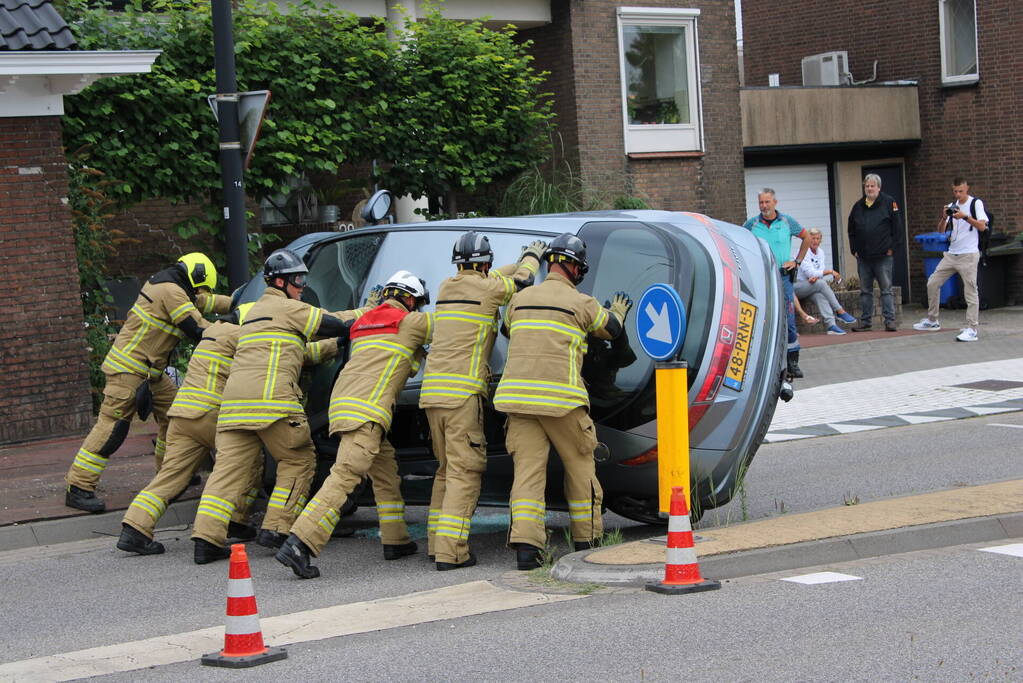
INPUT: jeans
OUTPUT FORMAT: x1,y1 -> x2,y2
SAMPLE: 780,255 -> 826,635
780,270 -> 799,353
793,279 -> 843,327
856,255 -> 894,325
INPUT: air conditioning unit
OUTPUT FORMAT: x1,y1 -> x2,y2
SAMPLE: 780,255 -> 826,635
801,51 -> 849,86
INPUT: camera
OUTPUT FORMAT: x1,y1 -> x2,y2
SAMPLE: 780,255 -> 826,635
945,206 -> 956,217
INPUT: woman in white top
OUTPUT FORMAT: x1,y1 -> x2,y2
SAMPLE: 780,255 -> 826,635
794,228 -> 857,335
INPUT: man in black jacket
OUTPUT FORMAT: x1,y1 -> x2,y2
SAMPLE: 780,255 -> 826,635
847,173 -> 902,332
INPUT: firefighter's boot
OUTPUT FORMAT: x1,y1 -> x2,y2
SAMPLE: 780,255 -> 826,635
66,485 -> 106,513
436,553 -> 477,571
193,538 -> 230,565
383,541 -> 418,561
227,521 -> 257,542
256,529 -> 287,549
116,524 -> 165,555
276,535 -> 320,579
515,544 -> 542,570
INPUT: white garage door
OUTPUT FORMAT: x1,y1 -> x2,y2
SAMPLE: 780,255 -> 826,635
744,165 -> 833,272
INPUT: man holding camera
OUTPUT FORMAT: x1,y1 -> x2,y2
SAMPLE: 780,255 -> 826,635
847,173 -> 902,332
913,177 -> 988,342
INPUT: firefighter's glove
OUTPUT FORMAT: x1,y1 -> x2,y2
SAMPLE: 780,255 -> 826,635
520,240 -> 548,264
609,291 -> 633,321
365,284 -> 384,308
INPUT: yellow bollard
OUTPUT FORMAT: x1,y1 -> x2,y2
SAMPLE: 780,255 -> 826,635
655,361 -> 690,515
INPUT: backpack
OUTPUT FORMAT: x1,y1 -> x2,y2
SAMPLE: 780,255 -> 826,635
945,198 -> 994,265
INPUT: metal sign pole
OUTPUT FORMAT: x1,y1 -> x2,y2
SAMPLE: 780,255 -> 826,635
655,360 -> 690,515
211,0 -> 249,291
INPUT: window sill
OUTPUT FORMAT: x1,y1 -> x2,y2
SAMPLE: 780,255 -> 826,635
940,76 -> 979,89
627,151 -> 704,160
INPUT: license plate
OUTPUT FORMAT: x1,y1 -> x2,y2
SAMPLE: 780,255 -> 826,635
723,301 -> 757,391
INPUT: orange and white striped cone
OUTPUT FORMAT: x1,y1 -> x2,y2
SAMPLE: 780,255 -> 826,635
201,544 -> 288,668
645,487 -> 721,595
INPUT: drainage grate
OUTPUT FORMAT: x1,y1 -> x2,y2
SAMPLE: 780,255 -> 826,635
951,379 -> 1023,392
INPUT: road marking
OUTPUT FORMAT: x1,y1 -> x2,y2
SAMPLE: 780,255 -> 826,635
896,414 -> 954,425
986,423 -> 1023,430
762,432 -> 816,443
961,406 -> 1016,416
781,571 -> 862,585
978,543 -> 1023,558
0,581 -> 582,682
826,423 -> 884,434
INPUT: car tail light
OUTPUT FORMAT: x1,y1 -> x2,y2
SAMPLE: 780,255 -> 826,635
683,213 -> 740,429
621,447 -> 658,466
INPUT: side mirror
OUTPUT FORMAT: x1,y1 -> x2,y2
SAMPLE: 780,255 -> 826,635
361,189 -> 394,225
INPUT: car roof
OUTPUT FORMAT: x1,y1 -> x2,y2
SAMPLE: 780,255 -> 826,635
351,210 -> 713,236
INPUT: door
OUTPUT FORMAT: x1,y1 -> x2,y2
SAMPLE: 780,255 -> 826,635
862,164 -> 910,303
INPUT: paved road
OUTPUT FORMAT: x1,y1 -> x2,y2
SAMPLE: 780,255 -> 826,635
6,539 -> 1021,681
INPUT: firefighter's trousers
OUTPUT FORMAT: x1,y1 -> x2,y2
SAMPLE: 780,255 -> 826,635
506,406 -> 603,549
425,398 -> 487,565
191,415 -> 315,547
68,372 -> 175,492
122,412 -> 259,540
291,421 -> 409,556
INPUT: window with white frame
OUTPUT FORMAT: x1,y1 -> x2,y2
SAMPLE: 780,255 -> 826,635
617,7 -> 702,154
938,0 -> 979,85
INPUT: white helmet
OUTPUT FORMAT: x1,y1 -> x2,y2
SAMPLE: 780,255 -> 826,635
383,270 -> 430,308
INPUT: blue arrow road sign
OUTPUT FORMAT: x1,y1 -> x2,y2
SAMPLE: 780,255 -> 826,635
635,283 -> 687,361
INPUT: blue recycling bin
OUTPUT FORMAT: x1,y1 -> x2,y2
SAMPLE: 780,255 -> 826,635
914,232 -> 960,305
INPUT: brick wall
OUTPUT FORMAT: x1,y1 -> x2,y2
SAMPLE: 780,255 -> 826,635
741,0 -> 1023,303
523,0 -> 745,223
0,116 -> 93,444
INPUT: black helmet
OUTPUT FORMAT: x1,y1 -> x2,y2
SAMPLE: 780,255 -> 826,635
264,249 -> 308,290
451,231 -> 493,265
544,233 -> 589,280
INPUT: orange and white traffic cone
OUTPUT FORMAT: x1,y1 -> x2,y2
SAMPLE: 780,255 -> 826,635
645,487 -> 721,595
201,543 -> 288,668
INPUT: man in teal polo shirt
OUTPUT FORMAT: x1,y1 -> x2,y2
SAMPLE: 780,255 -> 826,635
743,188 -> 811,379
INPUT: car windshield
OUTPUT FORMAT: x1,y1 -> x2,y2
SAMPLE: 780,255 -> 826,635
304,232 -> 386,312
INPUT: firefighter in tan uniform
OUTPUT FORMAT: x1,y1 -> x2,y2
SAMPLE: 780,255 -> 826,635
420,232 -> 545,570
65,252 -> 230,513
494,233 -> 632,570
276,270 -> 433,579
190,249 -> 367,564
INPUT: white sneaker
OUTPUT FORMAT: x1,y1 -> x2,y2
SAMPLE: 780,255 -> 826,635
912,318 -> 941,331
955,327 -> 978,342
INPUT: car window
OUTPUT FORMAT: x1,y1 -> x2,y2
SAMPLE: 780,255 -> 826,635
364,229 -> 549,384
577,221 -> 673,422
305,233 -> 386,312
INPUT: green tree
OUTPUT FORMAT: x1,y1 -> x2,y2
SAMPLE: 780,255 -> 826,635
378,7 -> 554,216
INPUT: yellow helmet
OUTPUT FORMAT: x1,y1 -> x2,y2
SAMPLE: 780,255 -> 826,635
234,302 -> 255,325
177,252 -> 217,291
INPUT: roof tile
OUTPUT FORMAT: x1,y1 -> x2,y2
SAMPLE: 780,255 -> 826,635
0,0 -> 76,51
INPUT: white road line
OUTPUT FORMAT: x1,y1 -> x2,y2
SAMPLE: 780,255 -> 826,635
0,581 -> 582,682
978,543 -> 1023,558
781,571 -> 863,585
961,406 -> 1017,416
986,423 -> 1023,430
896,414 -> 954,424
762,433 -> 817,443
826,423 -> 885,434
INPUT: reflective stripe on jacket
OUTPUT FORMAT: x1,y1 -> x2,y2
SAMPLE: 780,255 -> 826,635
494,271 -> 620,417
218,288 -> 365,430
419,259 -> 535,409
101,280 -> 213,379
328,299 -> 433,433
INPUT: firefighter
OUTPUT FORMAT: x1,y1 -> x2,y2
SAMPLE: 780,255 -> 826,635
494,233 -> 632,570
189,249 -> 367,564
420,232 -> 546,570
276,270 -> 432,579
65,252 -> 230,513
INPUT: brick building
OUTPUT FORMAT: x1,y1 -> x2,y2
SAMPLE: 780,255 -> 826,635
740,0 -> 1022,305
0,0 -> 158,444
